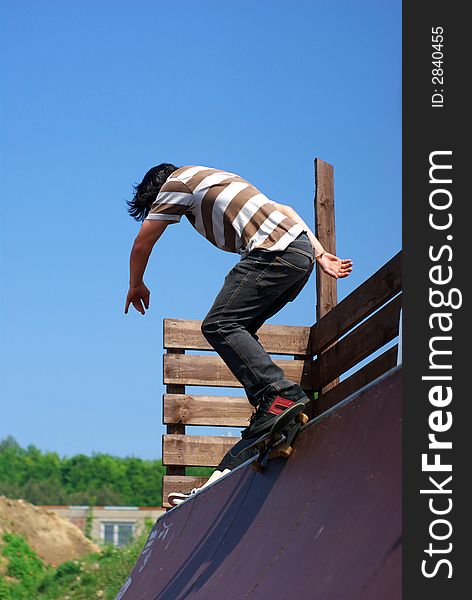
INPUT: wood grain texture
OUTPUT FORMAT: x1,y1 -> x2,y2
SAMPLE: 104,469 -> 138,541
163,434 -> 240,467
162,476 -> 210,508
164,319 -> 312,356
163,394 -> 252,427
312,294 -> 402,388
165,349 -> 186,477
164,354 -> 313,389
314,159 -> 339,393
310,252 -> 402,354
313,346 -> 398,416
314,159 -> 338,319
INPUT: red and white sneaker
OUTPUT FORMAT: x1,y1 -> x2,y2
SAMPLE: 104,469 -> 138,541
241,393 -> 307,440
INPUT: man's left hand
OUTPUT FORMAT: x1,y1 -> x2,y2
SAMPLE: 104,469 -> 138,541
125,283 -> 151,315
317,253 -> 353,279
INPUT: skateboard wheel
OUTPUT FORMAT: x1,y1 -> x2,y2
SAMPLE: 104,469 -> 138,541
279,446 -> 293,458
251,461 -> 264,472
296,412 -> 309,425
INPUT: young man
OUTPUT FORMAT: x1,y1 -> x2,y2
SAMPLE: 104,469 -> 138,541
125,163 -> 352,503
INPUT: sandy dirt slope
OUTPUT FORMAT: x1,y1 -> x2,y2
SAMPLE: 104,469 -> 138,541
0,496 -> 100,567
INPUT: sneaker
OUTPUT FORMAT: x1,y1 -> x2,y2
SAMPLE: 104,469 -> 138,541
241,393 -> 308,440
167,487 -> 199,507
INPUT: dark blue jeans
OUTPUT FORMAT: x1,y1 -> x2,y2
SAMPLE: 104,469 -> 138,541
201,232 -> 315,407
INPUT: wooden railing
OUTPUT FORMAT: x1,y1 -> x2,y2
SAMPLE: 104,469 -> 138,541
309,251 -> 401,415
160,158 -> 402,507
162,323 -> 315,506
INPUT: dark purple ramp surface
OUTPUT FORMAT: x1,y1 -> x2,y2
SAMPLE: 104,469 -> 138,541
116,367 -> 401,600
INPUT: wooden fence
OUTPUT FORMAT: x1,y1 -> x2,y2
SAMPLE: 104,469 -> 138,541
161,159 -> 401,507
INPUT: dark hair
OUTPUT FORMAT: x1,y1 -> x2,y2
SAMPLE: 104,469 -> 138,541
127,163 -> 178,221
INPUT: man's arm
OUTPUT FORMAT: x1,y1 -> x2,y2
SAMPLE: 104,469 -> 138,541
125,220 -> 169,314
274,202 -> 353,280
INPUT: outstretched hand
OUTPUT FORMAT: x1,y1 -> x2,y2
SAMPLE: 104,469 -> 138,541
317,253 -> 353,279
125,283 -> 150,315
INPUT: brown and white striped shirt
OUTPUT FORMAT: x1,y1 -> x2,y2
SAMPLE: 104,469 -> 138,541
145,166 -> 305,256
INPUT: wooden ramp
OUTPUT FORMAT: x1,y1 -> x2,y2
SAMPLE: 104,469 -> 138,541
115,367 -> 402,600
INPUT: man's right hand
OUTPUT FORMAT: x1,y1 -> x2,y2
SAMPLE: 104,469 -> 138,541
125,283 -> 151,315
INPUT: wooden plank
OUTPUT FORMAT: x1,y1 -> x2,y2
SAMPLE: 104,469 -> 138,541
162,476 -> 209,508
164,349 -> 185,477
314,158 -> 338,319
164,354 -> 313,390
163,394 -> 252,427
314,158 -> 339,394
164,320 -> 312,356
312,294 -> 402,388
313,346 -> 398,416
310,252 -> 402,354
163,434 -> 240,467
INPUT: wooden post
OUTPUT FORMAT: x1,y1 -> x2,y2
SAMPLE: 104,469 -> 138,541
164,350 -> 186,474
294,353 -> 314,419
314,158 -> 339,393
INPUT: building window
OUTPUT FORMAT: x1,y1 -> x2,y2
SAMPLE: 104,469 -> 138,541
102,522 -> 135,546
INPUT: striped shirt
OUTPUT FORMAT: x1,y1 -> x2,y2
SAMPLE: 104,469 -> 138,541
145,166 -> 305,256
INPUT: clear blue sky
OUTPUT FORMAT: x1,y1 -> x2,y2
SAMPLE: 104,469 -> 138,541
0,0 -> 401,459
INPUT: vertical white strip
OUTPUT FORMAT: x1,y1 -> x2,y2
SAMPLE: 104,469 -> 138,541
231,194 -> 268,235
212,182 -> 249,247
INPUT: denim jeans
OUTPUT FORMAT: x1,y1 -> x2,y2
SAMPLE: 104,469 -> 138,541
201,232 -> 315,407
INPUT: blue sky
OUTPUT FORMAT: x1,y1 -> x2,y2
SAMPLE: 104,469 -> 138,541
0,0 -> 401,459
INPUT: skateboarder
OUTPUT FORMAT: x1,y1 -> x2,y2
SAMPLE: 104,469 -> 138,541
125,164 -> 352,502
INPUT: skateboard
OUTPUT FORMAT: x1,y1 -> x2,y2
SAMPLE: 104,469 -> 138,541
235,402 -> 309,472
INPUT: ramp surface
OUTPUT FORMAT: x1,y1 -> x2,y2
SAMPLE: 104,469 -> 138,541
116,368 -> 401,600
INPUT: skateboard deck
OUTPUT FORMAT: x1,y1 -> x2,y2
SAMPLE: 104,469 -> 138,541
236,402 -> 309,472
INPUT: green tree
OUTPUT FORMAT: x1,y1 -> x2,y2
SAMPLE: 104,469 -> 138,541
0,437 -> 167,506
